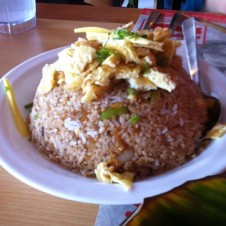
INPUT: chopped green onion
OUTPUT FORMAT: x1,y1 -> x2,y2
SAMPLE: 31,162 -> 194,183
97,47 -> 115,62
127,87 -> 136,96
24,102 -> 33,110
112,28 -> 137,40
143,63 -> 151,74
34,114 -> 38,120
100,106 -> 129,120
129,114 -> 140,124
150,91 -> 159,104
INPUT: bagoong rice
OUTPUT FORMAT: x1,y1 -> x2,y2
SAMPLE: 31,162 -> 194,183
28,23 -> 208,190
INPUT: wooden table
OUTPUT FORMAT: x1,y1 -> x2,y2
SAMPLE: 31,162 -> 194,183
0,4 -> 141,226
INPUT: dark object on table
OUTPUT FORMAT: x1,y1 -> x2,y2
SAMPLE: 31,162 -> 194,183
121,174 -> 226,226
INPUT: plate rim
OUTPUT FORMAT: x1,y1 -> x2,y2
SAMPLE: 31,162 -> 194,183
0,47 -> 226,205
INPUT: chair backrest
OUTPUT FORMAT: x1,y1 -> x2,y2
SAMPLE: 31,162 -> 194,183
157,0 -> 183,10
115,0 -> 183,9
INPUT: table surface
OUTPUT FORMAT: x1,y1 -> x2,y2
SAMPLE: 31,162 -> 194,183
0,4 -> 141,226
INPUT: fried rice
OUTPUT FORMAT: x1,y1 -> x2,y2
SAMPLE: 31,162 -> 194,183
28,24 -> 208,188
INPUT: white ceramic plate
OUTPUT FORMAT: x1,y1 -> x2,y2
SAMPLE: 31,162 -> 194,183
0,47 -> 226,205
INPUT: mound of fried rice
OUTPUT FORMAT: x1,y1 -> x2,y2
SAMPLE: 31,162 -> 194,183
28,24 -> 208,187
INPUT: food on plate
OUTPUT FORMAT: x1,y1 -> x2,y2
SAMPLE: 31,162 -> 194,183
28,23 -> 210,189
206,123 -> 226,139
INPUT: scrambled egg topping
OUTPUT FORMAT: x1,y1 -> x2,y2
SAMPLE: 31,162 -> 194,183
206,123 -> 226,139
37,23 -> 181,103
37,64 -> 57,94
95,162 -> 134,190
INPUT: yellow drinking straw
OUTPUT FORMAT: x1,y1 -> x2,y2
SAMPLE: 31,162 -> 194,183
3,78 -> 29,137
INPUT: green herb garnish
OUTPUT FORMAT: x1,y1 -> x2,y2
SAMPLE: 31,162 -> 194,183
143,63 -> 151,74
100,106 -> 129,120
129,114 -> 140,124
97,47 -> 115,62
127,87 -> 136,96
112,28 -> 138,40
24,102 -> 33,110
150,91 -> 159,104
34,114 -> 38,120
